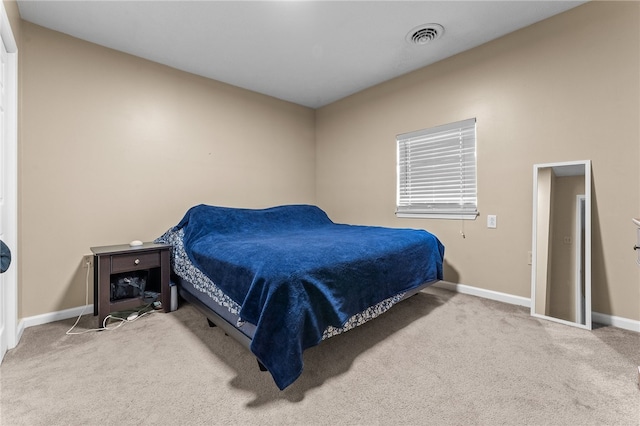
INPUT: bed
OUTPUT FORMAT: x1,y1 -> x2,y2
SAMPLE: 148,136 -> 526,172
156,204 -> 444,389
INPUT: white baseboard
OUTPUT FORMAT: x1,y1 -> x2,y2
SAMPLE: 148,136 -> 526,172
14,284 -> 640,336
433,281 -> 639,333
434,281 -> 531,307
592,312 -> 640,333
18,304 -> 93,337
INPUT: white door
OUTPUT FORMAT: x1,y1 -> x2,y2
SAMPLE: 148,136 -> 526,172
0,4 -> 18,364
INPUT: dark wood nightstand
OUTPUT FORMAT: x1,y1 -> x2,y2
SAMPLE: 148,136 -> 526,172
90,242 -> 170,327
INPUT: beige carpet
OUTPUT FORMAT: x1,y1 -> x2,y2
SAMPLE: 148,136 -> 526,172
1,287 -> 638,425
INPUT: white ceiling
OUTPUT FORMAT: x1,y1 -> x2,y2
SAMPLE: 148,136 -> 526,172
16,1 -> 587,108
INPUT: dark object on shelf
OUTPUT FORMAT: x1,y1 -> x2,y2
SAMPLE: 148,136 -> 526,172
110,271 -> 147,301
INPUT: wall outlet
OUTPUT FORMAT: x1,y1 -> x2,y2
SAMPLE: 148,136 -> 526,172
527,251 -> 532,265
82,255 -> 93,268
487,215 -> 497,229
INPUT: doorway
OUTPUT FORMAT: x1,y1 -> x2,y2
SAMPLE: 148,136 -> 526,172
0,3 -> 18,364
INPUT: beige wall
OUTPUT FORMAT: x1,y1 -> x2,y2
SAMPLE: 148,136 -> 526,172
316,1 -> 640,320
9,1 -> 640,322
3,1 -> 20,47
19,23 -> 315,317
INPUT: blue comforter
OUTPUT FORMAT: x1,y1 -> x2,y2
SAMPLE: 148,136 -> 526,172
174,204 -> 444,389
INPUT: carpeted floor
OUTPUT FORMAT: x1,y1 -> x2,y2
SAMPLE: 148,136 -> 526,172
1,286 -> 638,425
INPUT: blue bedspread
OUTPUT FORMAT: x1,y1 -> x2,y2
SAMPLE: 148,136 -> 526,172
172,204 -> 444,389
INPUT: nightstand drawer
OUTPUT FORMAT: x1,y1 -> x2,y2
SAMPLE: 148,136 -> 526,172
111,251 -> 161,273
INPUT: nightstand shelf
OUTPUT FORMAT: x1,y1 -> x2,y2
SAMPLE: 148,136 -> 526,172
91,242 -> 170,327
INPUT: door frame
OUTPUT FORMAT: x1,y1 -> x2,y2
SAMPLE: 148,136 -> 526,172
0,1 -> 18,363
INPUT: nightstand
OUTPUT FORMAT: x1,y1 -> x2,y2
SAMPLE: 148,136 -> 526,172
91,242 -> 171,327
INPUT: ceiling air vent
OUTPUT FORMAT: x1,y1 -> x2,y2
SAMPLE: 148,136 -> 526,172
406,24 -> 444,45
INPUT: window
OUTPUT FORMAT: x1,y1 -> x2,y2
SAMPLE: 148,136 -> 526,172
396,118 -> 478,219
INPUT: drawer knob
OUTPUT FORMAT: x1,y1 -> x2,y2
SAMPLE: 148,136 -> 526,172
134,258 -> 140,265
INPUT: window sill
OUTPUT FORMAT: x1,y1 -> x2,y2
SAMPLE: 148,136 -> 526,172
395,212 -> 479,220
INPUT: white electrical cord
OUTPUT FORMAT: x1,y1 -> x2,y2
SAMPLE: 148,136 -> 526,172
66,258 -> 153,335
101,308 -> 154,329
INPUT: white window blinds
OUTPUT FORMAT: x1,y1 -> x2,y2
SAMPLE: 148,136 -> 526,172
396,118 -> 478,219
